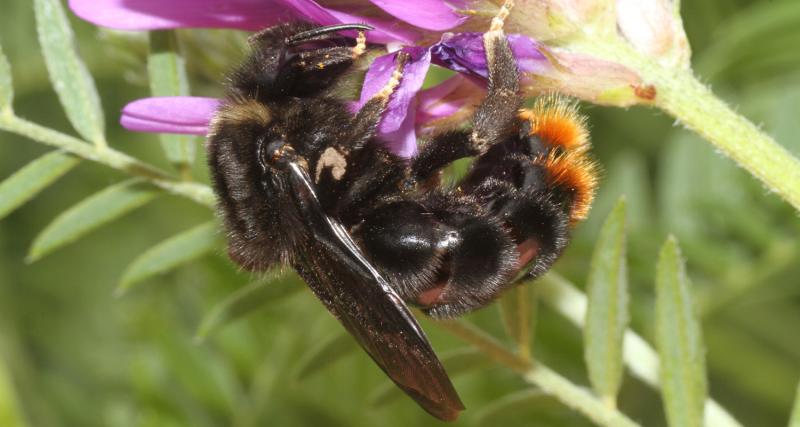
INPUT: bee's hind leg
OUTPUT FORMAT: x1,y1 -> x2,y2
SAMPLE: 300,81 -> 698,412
409,0 -> 519,184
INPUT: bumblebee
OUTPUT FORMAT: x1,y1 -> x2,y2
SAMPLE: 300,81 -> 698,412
207,1 -> 597,420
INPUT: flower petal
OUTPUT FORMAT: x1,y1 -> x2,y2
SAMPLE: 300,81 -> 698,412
616,0 -> 690,68
415,74 -> 484,129
431,32 -> 550,79
356,47 -> 432,157
121,96 -> 221,135
69,0 -> 419,43
367,0 -> 468,31
534,48 -> 652,106
382,98 -> 419,158
69,0 -> 291,31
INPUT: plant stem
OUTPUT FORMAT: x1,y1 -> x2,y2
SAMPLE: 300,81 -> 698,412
575,37 -> 800,212
438,320 -> 640,427
0,114 -> 215,207
537,273 -> 744,427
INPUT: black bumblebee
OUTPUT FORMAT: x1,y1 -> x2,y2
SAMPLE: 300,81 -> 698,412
207,1 -> 596,421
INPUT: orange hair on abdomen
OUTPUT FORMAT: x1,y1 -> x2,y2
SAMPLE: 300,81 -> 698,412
521,94 -> 598,223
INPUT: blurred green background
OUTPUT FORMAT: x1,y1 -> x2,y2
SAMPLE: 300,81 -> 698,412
1,0 -> 799,426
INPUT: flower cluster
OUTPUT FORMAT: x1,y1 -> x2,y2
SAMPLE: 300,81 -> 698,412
69,0 -> 690,157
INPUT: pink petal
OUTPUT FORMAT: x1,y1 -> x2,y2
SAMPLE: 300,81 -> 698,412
69,0 -> 292,31
431,32 -> 551,79
121,96 -> 221,135
69,0 -> 418,43
367,0 -> 468,31
415,74 -> 484,125
382,98 -> 420,158
356,47 -> 432,157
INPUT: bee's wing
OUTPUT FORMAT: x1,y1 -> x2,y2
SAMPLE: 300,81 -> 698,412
286,161 -> 464,421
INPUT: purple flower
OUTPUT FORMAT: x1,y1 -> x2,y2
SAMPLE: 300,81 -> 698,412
71,0 -> 551,157
354,47 -> 431,158
120,97 -> 221,135
432,32 -> 551,80
69,0 -> 469,44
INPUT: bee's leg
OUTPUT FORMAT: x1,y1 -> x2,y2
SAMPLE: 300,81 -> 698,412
247,25 -> 372,98
470,0 -> 520,153
284,24 -> 372,46
409,0 -> 519,184
314,52 -> 411,224
290,28 -> 370,68
410,130 -> 473,184
348,51 -> 411,149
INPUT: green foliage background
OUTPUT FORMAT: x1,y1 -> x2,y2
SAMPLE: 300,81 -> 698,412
0,0 -> 799,426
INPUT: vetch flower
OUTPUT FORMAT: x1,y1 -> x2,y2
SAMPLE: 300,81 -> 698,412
120,96 -> 221,135
85,0 -> 688,155
74,0 -> 552,158
69,0 -> 476,45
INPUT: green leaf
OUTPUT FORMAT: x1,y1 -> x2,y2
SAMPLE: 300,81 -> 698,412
0,151 -> 80,221
0,356 -> 28,427
34,0 -> 105,145
499,285 -> 532,359
0,41 -> 12,113
655,236 -> 707,427
293,330 -> 357,381
195,273 -> 302,341
117,222 -> 219,294
790,380 -> 800,427
369,348 -> 489,407
472,389 -> 551,426
28,180 -> 159,261
584,197 -> 629,404
148,31 -> 195,169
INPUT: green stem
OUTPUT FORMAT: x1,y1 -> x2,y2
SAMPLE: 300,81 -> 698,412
438,320 -> 640,427
577,37 -> 800,212
657,70 -> 800,210
0,114 -> 215,207
537,273 -> 743,427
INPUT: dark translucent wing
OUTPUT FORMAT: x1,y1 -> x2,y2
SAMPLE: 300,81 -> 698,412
286,162 -> 464,421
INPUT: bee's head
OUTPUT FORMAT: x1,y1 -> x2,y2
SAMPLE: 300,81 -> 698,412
206,99 -> 307,271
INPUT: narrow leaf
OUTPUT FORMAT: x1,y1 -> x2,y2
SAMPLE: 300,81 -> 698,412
148,31 -> 195,169
0,151 -> 80,221
584,197 -> 629,404
0,41 -> 12,112
195,273 -> 302,341
655,236 -> 707,427
0,356 -> 28,427
473,389 -> 552,425
370,348 -> 490,406
790,380 -> 800,427
293,330 -> 357,381
499,285 -> 532,359
28,180 -> 159,261
34,0 -> 105,144
117,222 -> 219,294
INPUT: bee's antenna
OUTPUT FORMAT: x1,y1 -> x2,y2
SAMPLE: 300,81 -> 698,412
286,23 -> 374,45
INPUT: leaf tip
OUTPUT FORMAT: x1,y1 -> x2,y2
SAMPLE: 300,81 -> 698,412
113,282 -> 130,298
192,332 -> 206,345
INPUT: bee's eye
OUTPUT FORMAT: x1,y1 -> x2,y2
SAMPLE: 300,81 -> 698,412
258,138 -> 293,170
